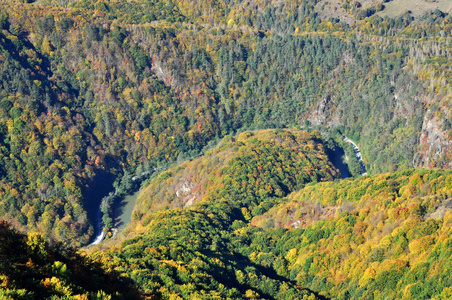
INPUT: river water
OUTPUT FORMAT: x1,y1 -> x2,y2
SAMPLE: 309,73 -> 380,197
88,188 -> 142,246
114,189 -> 141,231
328,145 -> 350,179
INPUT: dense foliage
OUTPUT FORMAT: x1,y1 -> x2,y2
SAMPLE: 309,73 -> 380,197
131,129 -> 339,222
98,129 -> 338,298
1,0 -> 452,298
0,0 -> 451,245
251,169 -> 452,299
103,136 -> 452,299
0,220 -> 139,299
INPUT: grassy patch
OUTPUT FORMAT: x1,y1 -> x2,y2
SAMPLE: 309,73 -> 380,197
377,0 -> 452,18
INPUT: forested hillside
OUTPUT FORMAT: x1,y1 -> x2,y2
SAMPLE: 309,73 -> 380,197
0,220 -> 139,299
130,129 -> 339,226
1,0 -> 452,298
252,168 -> 452,299
99,137 -> 452,299
0,0 -> 452,244
94,129 -> 337,298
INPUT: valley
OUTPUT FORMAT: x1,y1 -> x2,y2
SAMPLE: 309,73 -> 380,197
0,0 -> 452,298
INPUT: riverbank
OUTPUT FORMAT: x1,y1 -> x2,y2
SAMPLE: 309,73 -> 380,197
343,137 -> 368,176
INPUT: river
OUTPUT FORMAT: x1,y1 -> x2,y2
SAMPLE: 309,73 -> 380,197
87,144 -> 348,245
88,186 -> 143,246
114,189 -> 141,231
328,144 -> 350,179
343,137 -> 368,176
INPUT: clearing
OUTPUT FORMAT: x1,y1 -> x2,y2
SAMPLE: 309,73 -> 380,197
376,0 -> 452,18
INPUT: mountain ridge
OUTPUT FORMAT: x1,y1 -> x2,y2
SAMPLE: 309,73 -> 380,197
1,0 -> 452,298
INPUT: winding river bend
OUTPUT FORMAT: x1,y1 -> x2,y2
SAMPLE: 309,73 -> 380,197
89,189 -> 141,246
88,169 -> 161,246
87,145 -> 353,246
89,187 -> 142,246
343,137 -> 367,176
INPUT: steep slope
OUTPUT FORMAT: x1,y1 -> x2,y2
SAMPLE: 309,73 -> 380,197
97,129 -> 339,298
129,129 -> 340,227
98,136 -> 452,299
252,169 -> 452,299
0,0 -> 452,246
0,3 -> 220,245
1,0 -> 452,298
0,220 -> 139,299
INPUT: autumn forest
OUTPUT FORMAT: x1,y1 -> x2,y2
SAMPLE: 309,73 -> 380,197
1,0 -> 452,298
